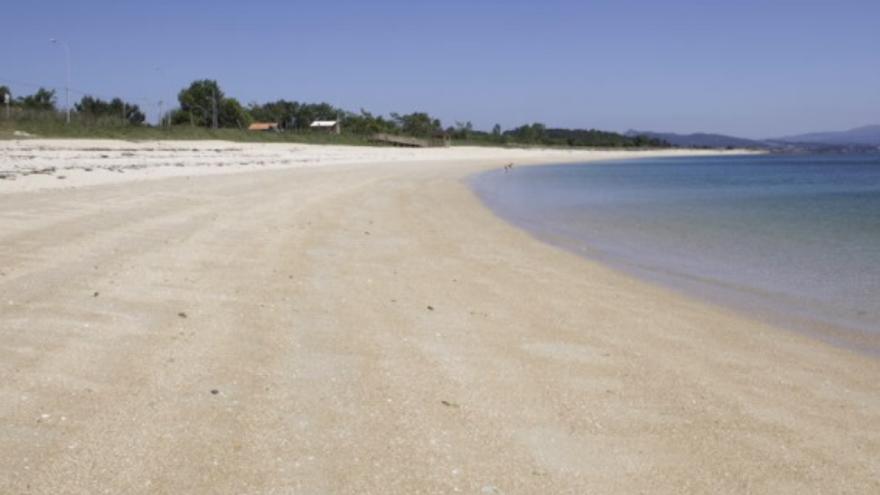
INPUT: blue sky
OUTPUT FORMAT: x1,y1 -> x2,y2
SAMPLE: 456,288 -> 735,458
2,0 -> 878,137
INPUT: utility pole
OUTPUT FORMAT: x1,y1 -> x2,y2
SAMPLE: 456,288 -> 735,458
210,88 -> 218,129
122,102 -> 127,125
155,67 -> 167,129
50,38 -> 71,124
3,93 -> 9,120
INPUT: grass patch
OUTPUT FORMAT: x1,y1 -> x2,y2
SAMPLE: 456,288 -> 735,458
0,119 -> 377,146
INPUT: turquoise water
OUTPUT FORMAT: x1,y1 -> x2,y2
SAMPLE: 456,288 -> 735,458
471,154 -> 880,353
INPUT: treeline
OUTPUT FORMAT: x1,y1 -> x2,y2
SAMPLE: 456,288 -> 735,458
168,80 -> 450,139
503,124 -> 667,147
1,85 -> 145,124
1,81 -> 668,147
76,96 -> 145,124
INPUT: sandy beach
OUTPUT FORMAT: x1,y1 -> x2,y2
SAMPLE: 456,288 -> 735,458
1,140 -> 877,494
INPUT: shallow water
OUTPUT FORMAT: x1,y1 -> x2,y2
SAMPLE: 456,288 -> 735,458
471,154 -> 880,354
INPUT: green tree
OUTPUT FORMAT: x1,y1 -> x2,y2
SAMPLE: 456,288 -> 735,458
391,112 -> 442,137
120,99 -> 146,125
176,79 -> 223,127
19,88 -> 56,111
453,121 -> 474,140
219,98 -> 251,129
295,102 -> 338,129
507,122 -> 547,143
341,109 -> 398,135
0,86 -> 11,104
503,124 -> 668,148
248,100 -> 341,130
75,96 -> 145,124
248,99 -> 300,128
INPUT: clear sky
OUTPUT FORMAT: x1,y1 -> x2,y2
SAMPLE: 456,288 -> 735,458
2,0 -> 878,138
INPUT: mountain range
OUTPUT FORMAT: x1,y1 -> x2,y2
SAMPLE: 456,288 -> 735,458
627,125 -> 880,151
775,125 -> 880,146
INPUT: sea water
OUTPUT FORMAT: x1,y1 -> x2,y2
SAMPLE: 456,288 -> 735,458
470,154 -> 880,354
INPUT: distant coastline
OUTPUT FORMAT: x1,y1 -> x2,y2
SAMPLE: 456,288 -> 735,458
628,126 -> 880,154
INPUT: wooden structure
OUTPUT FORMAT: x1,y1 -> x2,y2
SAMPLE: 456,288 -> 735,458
248,122 -> 280,132
370,133 -> 451,148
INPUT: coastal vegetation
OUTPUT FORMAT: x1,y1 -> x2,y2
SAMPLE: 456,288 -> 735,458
0,81 -> 668,148
75,96 -> 146,125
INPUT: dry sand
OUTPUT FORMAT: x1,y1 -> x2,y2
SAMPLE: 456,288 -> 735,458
0,139 -> 723,194
0,140 -> 877,494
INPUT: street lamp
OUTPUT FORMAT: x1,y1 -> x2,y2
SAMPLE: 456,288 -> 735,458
155,67 -> 163,127
49,38 -> 71,124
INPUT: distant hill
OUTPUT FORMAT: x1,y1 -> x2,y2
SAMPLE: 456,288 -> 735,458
625,130 -> 769,149
627,126 -> 880,152
776,125 -> 880,146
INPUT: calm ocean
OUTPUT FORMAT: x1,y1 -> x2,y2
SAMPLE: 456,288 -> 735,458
470,154 -> 880,354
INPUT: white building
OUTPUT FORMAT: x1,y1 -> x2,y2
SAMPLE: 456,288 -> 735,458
309,120 -> 340,134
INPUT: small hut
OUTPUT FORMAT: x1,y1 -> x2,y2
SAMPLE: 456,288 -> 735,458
309,120 -> 340,134
248,122 -> 280,132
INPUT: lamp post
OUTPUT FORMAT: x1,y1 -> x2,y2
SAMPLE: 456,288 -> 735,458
49,38 -> 71,124
155,67 -> 167,128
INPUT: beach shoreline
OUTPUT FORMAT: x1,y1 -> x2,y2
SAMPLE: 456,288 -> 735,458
0,138 -> 746,194
1,141 -> 877,493
469,157 -> 880,358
